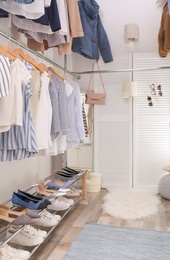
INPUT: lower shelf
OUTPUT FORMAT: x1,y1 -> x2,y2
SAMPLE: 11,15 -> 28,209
0,193 -> 82,259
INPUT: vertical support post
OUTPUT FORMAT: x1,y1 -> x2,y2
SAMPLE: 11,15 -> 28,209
64,54 -> 67,76
82,172 -> 87,200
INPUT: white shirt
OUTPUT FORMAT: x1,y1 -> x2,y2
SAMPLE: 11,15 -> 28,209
0,58 -> 32,132
34,72 -> 52,150
57,0 -> 69,39
12,15 -> 54,34
0,0 -> 45,19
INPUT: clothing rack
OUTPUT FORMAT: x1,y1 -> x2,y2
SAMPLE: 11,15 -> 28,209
74,66 -> 170,75
0,31 -> 80,79
1,31 -> 170,79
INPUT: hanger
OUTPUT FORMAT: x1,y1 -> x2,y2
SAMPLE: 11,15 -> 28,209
48,66 -> 66,81
24,54 -> 45,73
0,46 -> 16,60
38,63 -> 48,71
13,48 -> 26,61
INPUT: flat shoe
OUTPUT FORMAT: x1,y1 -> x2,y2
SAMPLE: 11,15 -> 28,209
12,192 -> 47,210
0,208 -> 35,226
0,204 -> 27,217
17,189 -> 51,205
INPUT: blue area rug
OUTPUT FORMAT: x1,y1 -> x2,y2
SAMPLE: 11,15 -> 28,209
63,222 -> 170,260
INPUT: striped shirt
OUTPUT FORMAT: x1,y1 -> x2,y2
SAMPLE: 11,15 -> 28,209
0,0 -> 34,3
0,55 -> 11,98
0,62 -> 38,161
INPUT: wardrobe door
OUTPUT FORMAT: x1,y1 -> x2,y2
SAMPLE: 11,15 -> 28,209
133,53 -> 170,188
93,54 -> 133,188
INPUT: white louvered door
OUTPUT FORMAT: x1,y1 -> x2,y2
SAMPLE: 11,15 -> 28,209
133,53 -> 170,188
94,53 -> 170,188
93,54 -> 133,188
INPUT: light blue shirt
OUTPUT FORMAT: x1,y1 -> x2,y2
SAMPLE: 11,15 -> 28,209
48,71 -> 71,141
66,80 -> 85,149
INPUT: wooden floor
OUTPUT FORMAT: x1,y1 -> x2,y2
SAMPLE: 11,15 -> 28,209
30,188 -> 170,260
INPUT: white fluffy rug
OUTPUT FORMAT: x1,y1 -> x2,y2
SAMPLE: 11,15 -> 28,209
102,188 -> 161,220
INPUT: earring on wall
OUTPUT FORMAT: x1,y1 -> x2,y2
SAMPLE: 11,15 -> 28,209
157,84 -> 163,96
147,96 -> 153,106
150,84 -> 156,95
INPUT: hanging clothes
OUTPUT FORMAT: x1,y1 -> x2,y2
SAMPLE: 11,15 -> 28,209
34,71 -> 52,150
158,3 -> 170,57
72,0 -> 113,63
66,80 -> 85,149
0,55 -> 11,98
48,70 -> 71,141
0,0 -> 45,19
0,61 -> 38,161
82,102 -> 88,137
0,58 -> 31,133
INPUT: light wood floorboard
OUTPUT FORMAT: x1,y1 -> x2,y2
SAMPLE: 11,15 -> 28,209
29,188 -> 170,260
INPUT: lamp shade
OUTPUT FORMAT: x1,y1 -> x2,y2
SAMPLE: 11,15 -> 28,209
124,24 -> 139,41
123,81 -> 137,98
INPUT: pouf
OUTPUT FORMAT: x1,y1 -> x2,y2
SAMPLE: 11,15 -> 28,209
86,179 -> 101,192
158,174 -> 170,200
89,172 -> 102,183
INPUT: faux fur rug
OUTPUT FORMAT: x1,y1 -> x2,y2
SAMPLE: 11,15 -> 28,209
102,188 -> 161,220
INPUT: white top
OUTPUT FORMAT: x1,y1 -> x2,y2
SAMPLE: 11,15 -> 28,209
23,30 -> 66,47
44,0 -> 52,7
43,132 -> 66,156
11,15 -> 54,34
0,0 -> 45,19
0,58 -> 32,132
57,0 -> 69,39
34,72 -> 52,150
30,68 -> 41,124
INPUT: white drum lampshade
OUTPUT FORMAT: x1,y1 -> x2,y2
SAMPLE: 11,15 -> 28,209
124,24 -> 139,41
123,81 -> 137,98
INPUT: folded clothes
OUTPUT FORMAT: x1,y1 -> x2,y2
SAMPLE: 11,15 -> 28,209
47,179 -> 76,190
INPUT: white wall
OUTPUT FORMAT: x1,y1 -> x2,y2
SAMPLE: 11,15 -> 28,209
72,0 -> 163,90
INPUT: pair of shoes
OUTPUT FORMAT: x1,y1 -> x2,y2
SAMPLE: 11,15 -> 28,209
36,184 -> 66,198
64,187 -> 81,199
62,167 -> 80,174
0,208 -> 35,226
62,167 -> 87,176
0,205 -> 27,217
0,243 -> 30,260
40,209 -> 61,222
57,170 -> 77,177
6,225 -> 47,246
55,171 -> 85,182
47,197 -> 70,211
17,190 -> 51,205
12,192 -> 47,210
33,209 -> 61,227
58,196 -> 74,206
47,179 -> 76,190
26,209 -> 41,219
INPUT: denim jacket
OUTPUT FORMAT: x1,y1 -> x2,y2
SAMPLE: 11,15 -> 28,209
72,0 -> 113,63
